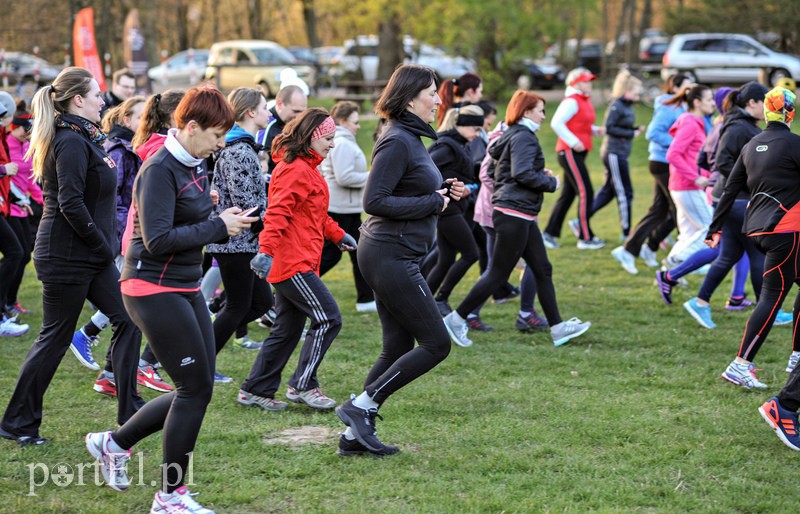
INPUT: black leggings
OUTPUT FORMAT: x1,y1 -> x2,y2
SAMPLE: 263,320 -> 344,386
0,215 -> 23,310
545,149 -> 595,240
425,213 -> 479,302
624,162 -> 677,256
5,216 -> 31,307
319,212 -> 374,304
456,211 -> 561,325
357,237 -> 451,404
113,291 -> 214,493
211,252 -> 271,353
737,233 -> 800,362
1,262 -> 142,437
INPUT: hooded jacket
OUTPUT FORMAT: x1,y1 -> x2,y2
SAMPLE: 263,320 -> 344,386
666,112 -> 709,191
711,106 -> 761,201
360,111 -> 445,256
319,125 -> 368,214
207,125 -> 267,254
6,132 -> 41,218
428,128 -> 473,217
258,149 -> 345,283
709,122 -> 800,236
135,132 -> 167,162
601,97 -> 637,157
105,125 -> 142,252
489,122 -> 558,216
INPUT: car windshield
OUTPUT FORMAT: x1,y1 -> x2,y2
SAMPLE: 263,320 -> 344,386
252,47 -> 296,65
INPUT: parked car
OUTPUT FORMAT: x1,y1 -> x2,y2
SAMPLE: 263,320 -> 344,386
147,49 -> 209,90
662,33 -> 800,85
516,59 -> 565,90
204,40 -> 315,96
1,51 -> 62,86
312,46 -> 345,87
335,35 -> 475,82
544,39 -> 604,75
639,38 -> 670,64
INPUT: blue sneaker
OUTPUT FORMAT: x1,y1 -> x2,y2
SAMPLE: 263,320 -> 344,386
759,397 -> 800,451
214,371 -> 233,384
683,298 -> 716,329
774,309 -> 794,326
70,328 -> 100,371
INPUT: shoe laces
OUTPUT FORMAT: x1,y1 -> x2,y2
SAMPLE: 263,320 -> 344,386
305,387 -> 329,401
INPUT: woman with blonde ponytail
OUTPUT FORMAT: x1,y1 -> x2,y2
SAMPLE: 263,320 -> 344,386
0,67 -> 143,447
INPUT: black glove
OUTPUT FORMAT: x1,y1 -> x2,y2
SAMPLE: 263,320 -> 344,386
337,233 -> 358,251
250,253 -> 273,280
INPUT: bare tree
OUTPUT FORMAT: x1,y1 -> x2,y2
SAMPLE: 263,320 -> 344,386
377,7 -> 403,81
299,0 -> 320,47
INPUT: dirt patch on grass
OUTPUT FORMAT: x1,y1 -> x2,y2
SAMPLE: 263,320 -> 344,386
261,425 -> 339,448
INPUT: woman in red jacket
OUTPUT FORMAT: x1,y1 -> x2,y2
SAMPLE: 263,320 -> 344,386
245,108 -> 355,412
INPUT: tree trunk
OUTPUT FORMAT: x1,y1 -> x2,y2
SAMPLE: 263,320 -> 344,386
247,0 -> 261,39
377,8 -> 402,81
300,0 -> 320,48
476,17 -> 499,70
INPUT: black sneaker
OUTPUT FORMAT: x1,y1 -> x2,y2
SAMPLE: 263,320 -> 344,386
515,311 -> 549,332
337,435 -> 400,457
257,308 -> 277,329
467,316 -> 494,331
493,286 -> 520,304
336,398 -> 386,452
436,300 -> 452,317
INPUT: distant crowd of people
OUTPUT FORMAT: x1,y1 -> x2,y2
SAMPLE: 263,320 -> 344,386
2,61 -> 800,513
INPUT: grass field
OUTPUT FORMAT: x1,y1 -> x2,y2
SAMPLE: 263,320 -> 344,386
2,102 -> 800,513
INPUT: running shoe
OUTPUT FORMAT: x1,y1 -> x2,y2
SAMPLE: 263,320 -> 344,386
725,296 -> 755,311
85,431 -> 130,492
576,237 -> 605,250
443,312 -> 472,347
436,300 -> 453,317
639,246 -> 660,268
551,317 -> 591,346
774,309 -> 794,326
150,485 -> 215,513
467,316 -> 494,331
232,335 -> 263,350
492,286 -> 520,304
355,301 -> 377,313
786,352 -> 800,373
655,271 -> 677,306
93,374 -> 117,397
286,385 -> 336,410
0,317 -> 29,337
683,298 -> 716,329
137,364 -> 173,393
515,311 -> 549,332
213,371 -> 233,384
759,397 -> 800,451
721,359 -> 768,389
611,246 -> 638,275
257,308 -> 277,328
237,389 -> 287,411
542,232 -> 560,250
338,434 -> 400,457
69,328 -> 100,370
335,396 -> 386,453
5,302 -> 29,316
568,218 -> 581,239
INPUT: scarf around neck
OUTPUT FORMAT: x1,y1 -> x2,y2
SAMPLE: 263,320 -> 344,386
165,128 -> 205,167
56,113 -> 107,147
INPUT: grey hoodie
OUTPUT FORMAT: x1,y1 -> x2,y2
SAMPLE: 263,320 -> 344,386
319,125 -> 369,214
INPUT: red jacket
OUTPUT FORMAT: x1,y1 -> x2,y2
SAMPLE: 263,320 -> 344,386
259,150 -> 345,283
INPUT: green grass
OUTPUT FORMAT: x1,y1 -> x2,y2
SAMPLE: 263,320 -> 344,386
2,105 -> 800,513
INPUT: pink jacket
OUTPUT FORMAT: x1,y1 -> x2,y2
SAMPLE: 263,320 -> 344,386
473,123 -> 507,228
6,133 -> 42,218
666,113 -> 709,191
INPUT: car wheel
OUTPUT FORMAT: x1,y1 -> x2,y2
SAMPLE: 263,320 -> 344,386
258,81 -> 272,99
769,68 -> 790,86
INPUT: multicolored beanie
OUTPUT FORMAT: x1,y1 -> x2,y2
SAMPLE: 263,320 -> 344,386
764,87 -> 796,124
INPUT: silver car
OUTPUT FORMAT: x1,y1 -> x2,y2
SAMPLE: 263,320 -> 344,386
662,33 -> 800,85
148,49 -> 209,91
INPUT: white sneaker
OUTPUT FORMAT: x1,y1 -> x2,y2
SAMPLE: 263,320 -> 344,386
577,237 -> 605,250
721,360 -> 768,389
787,352 -> 800,373
551,318 -> 591,346
150,485 -> 215,513
443,312 -> 472,347
0,317 -> 29,337
286,385 -> 336,410
356,301 -> 377,313
611,246 -> 638,275
568,218 -> 581,238
639,246 -> 659,268
85,431 -> 130,492
542,232 -> 560,250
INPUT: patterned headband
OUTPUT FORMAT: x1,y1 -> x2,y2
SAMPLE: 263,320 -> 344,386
311,116 -> 336,141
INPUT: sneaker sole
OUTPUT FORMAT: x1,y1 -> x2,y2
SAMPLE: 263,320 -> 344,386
443,320 -> 472,348
93,385 -> 117,398
237,398 -> 287,411
137,380 -> 173,393
611,248 -> 638,275
759,405 -> 800,451
70,344 -> 101,371
85,434 -> 128,492
286,393 -> 336,410
335,406 -> 383,452
553,323 -> 591,347
683,302 -> 716,329
720,371 -> 767,390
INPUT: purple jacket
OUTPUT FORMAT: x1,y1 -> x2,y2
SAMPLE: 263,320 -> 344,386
104,126 -> 141,253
